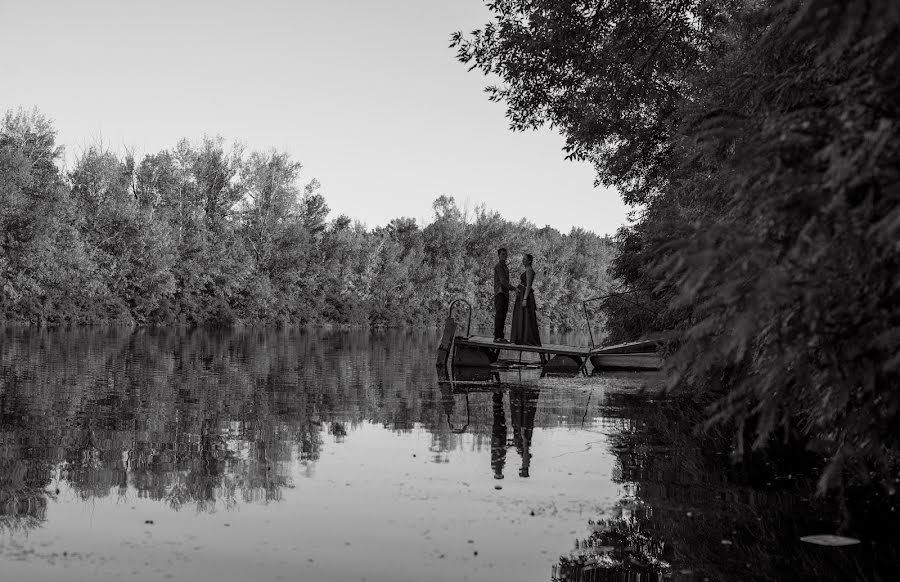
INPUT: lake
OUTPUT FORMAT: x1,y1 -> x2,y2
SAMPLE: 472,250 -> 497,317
1,328 -> 897,581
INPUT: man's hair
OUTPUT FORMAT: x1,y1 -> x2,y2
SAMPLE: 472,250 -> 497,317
524,253 -> 534,264
497,247 -> 507,255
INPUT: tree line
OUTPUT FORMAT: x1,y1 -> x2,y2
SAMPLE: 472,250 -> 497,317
0,108 -> 615,329
454,0 -> 899,491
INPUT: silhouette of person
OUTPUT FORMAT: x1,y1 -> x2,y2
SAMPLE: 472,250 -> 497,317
491,391 -> 507,479
510,388 -> 539,477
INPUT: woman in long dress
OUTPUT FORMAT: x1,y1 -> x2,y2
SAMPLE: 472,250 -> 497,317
510,253 -> 541,346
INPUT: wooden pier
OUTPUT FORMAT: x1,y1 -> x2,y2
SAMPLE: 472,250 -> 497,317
435,299 -> 663,374
446,334 -> 662,373
455,335 -> 590,358
453,335 -> 590,372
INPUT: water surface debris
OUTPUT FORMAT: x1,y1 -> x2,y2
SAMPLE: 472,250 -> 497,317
800,535 -> 861,546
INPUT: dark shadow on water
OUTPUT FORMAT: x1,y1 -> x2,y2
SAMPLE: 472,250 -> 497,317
551,391 -> 900,582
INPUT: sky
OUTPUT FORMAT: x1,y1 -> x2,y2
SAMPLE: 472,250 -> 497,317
0,0 -> 632,236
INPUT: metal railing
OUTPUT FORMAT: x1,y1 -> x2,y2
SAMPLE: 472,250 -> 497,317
448,298 -> 473,338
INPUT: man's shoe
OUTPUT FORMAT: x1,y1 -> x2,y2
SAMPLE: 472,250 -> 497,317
494,338 -> 510,344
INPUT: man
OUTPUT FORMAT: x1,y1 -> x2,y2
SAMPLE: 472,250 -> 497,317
493,247 -> 515,343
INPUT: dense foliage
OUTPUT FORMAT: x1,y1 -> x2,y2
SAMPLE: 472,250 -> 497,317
455,0 -> 900,490
0,110 -> 615,329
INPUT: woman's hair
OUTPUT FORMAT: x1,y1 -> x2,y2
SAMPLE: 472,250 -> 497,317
524,253 -> 534,265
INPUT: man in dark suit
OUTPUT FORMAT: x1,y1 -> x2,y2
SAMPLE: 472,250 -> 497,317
493,247 -> 514,343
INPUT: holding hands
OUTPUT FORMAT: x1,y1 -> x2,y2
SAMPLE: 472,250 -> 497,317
516,284 -> 528,308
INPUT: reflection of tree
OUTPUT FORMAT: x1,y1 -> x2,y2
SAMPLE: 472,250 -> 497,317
0,384 -> 53,534
0,459 -> 51,534
552,500 -> 669,582
554,392 -> 900,582
0,328 -> 603,534
0,328 -> 435,527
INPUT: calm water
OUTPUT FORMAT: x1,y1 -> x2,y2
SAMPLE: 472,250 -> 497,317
1,328 -> 897,582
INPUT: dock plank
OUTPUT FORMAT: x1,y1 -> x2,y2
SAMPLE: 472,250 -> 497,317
454,335 -> 590,357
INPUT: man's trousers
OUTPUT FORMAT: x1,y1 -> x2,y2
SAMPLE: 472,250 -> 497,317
493,293 -> 509,340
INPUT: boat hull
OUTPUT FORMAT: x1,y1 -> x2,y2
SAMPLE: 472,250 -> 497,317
589,353 -> 662,371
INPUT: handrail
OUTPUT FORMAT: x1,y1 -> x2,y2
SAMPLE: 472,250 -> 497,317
448,298 -> 472,338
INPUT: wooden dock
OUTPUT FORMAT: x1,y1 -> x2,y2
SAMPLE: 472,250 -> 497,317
446,335 -> 662,373
450,335 -> 588,372
454,335 -> 590,357
434,301 -> 662,373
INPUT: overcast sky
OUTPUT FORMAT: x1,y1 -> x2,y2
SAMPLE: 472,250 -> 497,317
0,0 -> 632,236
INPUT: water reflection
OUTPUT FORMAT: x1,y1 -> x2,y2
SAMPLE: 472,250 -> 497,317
485,388 -> 539,480
552,501 -> 669,582
491,392 -> 506,480
2,328 -> 897,582
0,328 -> 585,530
552,392 -> 900,582
511,389 -> 538,478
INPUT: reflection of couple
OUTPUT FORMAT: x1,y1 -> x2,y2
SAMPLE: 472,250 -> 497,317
491,389 -> 539,479
493,247 -> 541,346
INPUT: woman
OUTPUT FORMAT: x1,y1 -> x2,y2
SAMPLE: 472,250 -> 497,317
510,253 -> 541,346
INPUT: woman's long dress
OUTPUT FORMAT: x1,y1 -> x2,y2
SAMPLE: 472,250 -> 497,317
511,271 -> 541,346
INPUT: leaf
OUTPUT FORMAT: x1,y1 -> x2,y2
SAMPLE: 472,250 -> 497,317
799,535 -> 861,546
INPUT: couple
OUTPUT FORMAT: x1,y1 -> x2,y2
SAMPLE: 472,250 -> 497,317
493,247 -> 541,346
